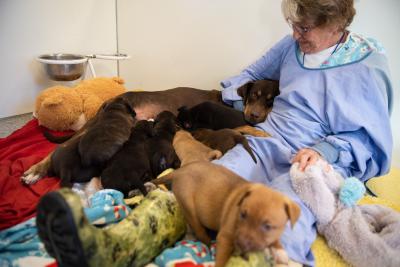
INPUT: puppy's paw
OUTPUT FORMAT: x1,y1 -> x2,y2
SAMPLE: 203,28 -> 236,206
269,247 -> 289,266
144,182 -> 157,192
21,172 -> 41,184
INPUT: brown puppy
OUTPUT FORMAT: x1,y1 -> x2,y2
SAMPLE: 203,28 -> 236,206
168,161 -> 300,267
191,128 -> 257,163
171,130 -> 222,167
237,79 -> 279,124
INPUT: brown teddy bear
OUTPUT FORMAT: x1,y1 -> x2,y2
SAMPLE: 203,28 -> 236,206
35,77 -> 126,131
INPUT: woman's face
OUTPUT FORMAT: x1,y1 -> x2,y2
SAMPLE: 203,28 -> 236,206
291,22 -> 342,54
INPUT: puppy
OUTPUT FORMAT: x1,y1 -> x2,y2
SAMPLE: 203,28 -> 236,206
146,111 -> 181,175
169,130 -> 222,167
100,120 -> 154,196
191,128 -> 257,163
177,101 -> 247,130
237,79 -> 279,124
169,161 -> 300,267
23,87 -> 222,183
78,96 -> 137,166
21,96 -> 136,185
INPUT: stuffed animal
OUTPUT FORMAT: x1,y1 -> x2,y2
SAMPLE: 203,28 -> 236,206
290,160 -> 400,267
34,77 -> 126,131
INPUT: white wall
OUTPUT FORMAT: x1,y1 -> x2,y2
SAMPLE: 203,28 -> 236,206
0,0 -> 398,167
0,0 -> 118,118
118,0 -> 400,167
117,0 -> 288,90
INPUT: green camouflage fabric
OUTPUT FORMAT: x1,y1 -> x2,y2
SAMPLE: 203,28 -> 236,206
58,188 -> 186,267
57,188 -> 274,267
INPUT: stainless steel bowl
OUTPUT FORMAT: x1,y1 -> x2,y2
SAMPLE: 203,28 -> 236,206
37,53 -> 88,81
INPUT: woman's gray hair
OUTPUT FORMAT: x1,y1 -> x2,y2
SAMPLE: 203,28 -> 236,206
281,0 -> 356,31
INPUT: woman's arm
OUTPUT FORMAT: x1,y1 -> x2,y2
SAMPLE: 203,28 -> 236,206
220,35 -> 293,105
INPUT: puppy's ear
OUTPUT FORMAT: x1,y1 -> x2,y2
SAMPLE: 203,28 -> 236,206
237,190 -> 251,206
237,82 -> 253,104
284,199 -> 301,229
122,100 -> 136,117
207,150 -> 222,161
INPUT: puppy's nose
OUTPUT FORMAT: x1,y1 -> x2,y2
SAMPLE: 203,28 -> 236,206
250,112 -> 260,120
235,237 -> 253,252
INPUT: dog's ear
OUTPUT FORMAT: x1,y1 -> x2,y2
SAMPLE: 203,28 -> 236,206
207,150 -> 222,161
121,98 -> 136,117
268,80 -> 280,97
177,106 -> 193,129
173,152 -> 181,169
284,198 -> 301,229
237,82 -> 254,104
237,190 -> 251,206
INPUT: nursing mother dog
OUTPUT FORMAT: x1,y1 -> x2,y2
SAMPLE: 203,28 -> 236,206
214,0 -> 393,265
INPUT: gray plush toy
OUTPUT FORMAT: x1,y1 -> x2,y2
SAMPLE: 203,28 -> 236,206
290,160 -> 400,267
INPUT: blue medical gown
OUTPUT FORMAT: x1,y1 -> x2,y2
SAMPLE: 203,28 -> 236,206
214,35 -> 393,265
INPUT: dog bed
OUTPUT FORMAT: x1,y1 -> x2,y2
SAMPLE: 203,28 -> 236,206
1,118 -> 399,266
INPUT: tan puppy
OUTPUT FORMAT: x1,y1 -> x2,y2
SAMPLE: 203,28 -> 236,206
172,130 -> 222,166
168,161 -> 300,267
191,128 -> 257,163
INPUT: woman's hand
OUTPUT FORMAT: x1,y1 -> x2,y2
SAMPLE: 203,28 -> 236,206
292,148 -> 322,171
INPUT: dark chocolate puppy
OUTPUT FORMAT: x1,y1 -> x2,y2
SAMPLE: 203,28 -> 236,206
100,120 -> 154,196
177,101 -> 247,131
78,96 -> 137,167
147,111 -> 181,175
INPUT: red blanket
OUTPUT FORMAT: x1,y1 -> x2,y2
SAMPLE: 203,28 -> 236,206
0,119 -> 63,230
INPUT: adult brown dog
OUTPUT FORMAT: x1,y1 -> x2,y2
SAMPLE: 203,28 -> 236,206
163,161 -> 300,267
191,128 -> 257,163
237,79 -> 279,124
21,87 -> 221,184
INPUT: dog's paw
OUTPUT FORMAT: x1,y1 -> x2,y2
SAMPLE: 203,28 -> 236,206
144,182 -> 157,192
21,172 -> 41,184
269,247 -> 289,266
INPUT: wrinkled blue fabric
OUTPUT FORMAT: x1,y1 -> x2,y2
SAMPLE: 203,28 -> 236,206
215,34 -> 392,266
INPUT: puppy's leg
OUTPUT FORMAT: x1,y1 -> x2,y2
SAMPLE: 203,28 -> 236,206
215,230 -> 235,267
21,152 -> 53,184
181,209 -> 211,246
268,241 -> 289,266
234,125 -> 271,138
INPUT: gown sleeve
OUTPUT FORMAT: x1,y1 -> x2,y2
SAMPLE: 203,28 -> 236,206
313,51 -> 393,182
220,35 -> 293,105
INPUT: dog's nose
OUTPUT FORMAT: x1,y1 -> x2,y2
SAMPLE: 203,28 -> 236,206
235,237 -> 253,252
250,112 -> 260,120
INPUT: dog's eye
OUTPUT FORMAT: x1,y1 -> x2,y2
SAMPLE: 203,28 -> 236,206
240,211 -> 247,220
261,222 -> 272,232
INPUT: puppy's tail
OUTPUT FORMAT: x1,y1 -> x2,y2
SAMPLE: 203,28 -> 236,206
43,130 -> 74,143
235,135 -> 257,163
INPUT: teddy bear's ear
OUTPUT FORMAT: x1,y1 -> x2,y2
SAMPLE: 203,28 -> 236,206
112,77 -> 125,85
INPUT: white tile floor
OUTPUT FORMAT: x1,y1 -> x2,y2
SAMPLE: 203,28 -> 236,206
0,113 -> 33,138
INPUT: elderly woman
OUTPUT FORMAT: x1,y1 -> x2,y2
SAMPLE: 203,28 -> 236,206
215,0 -> 393,265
